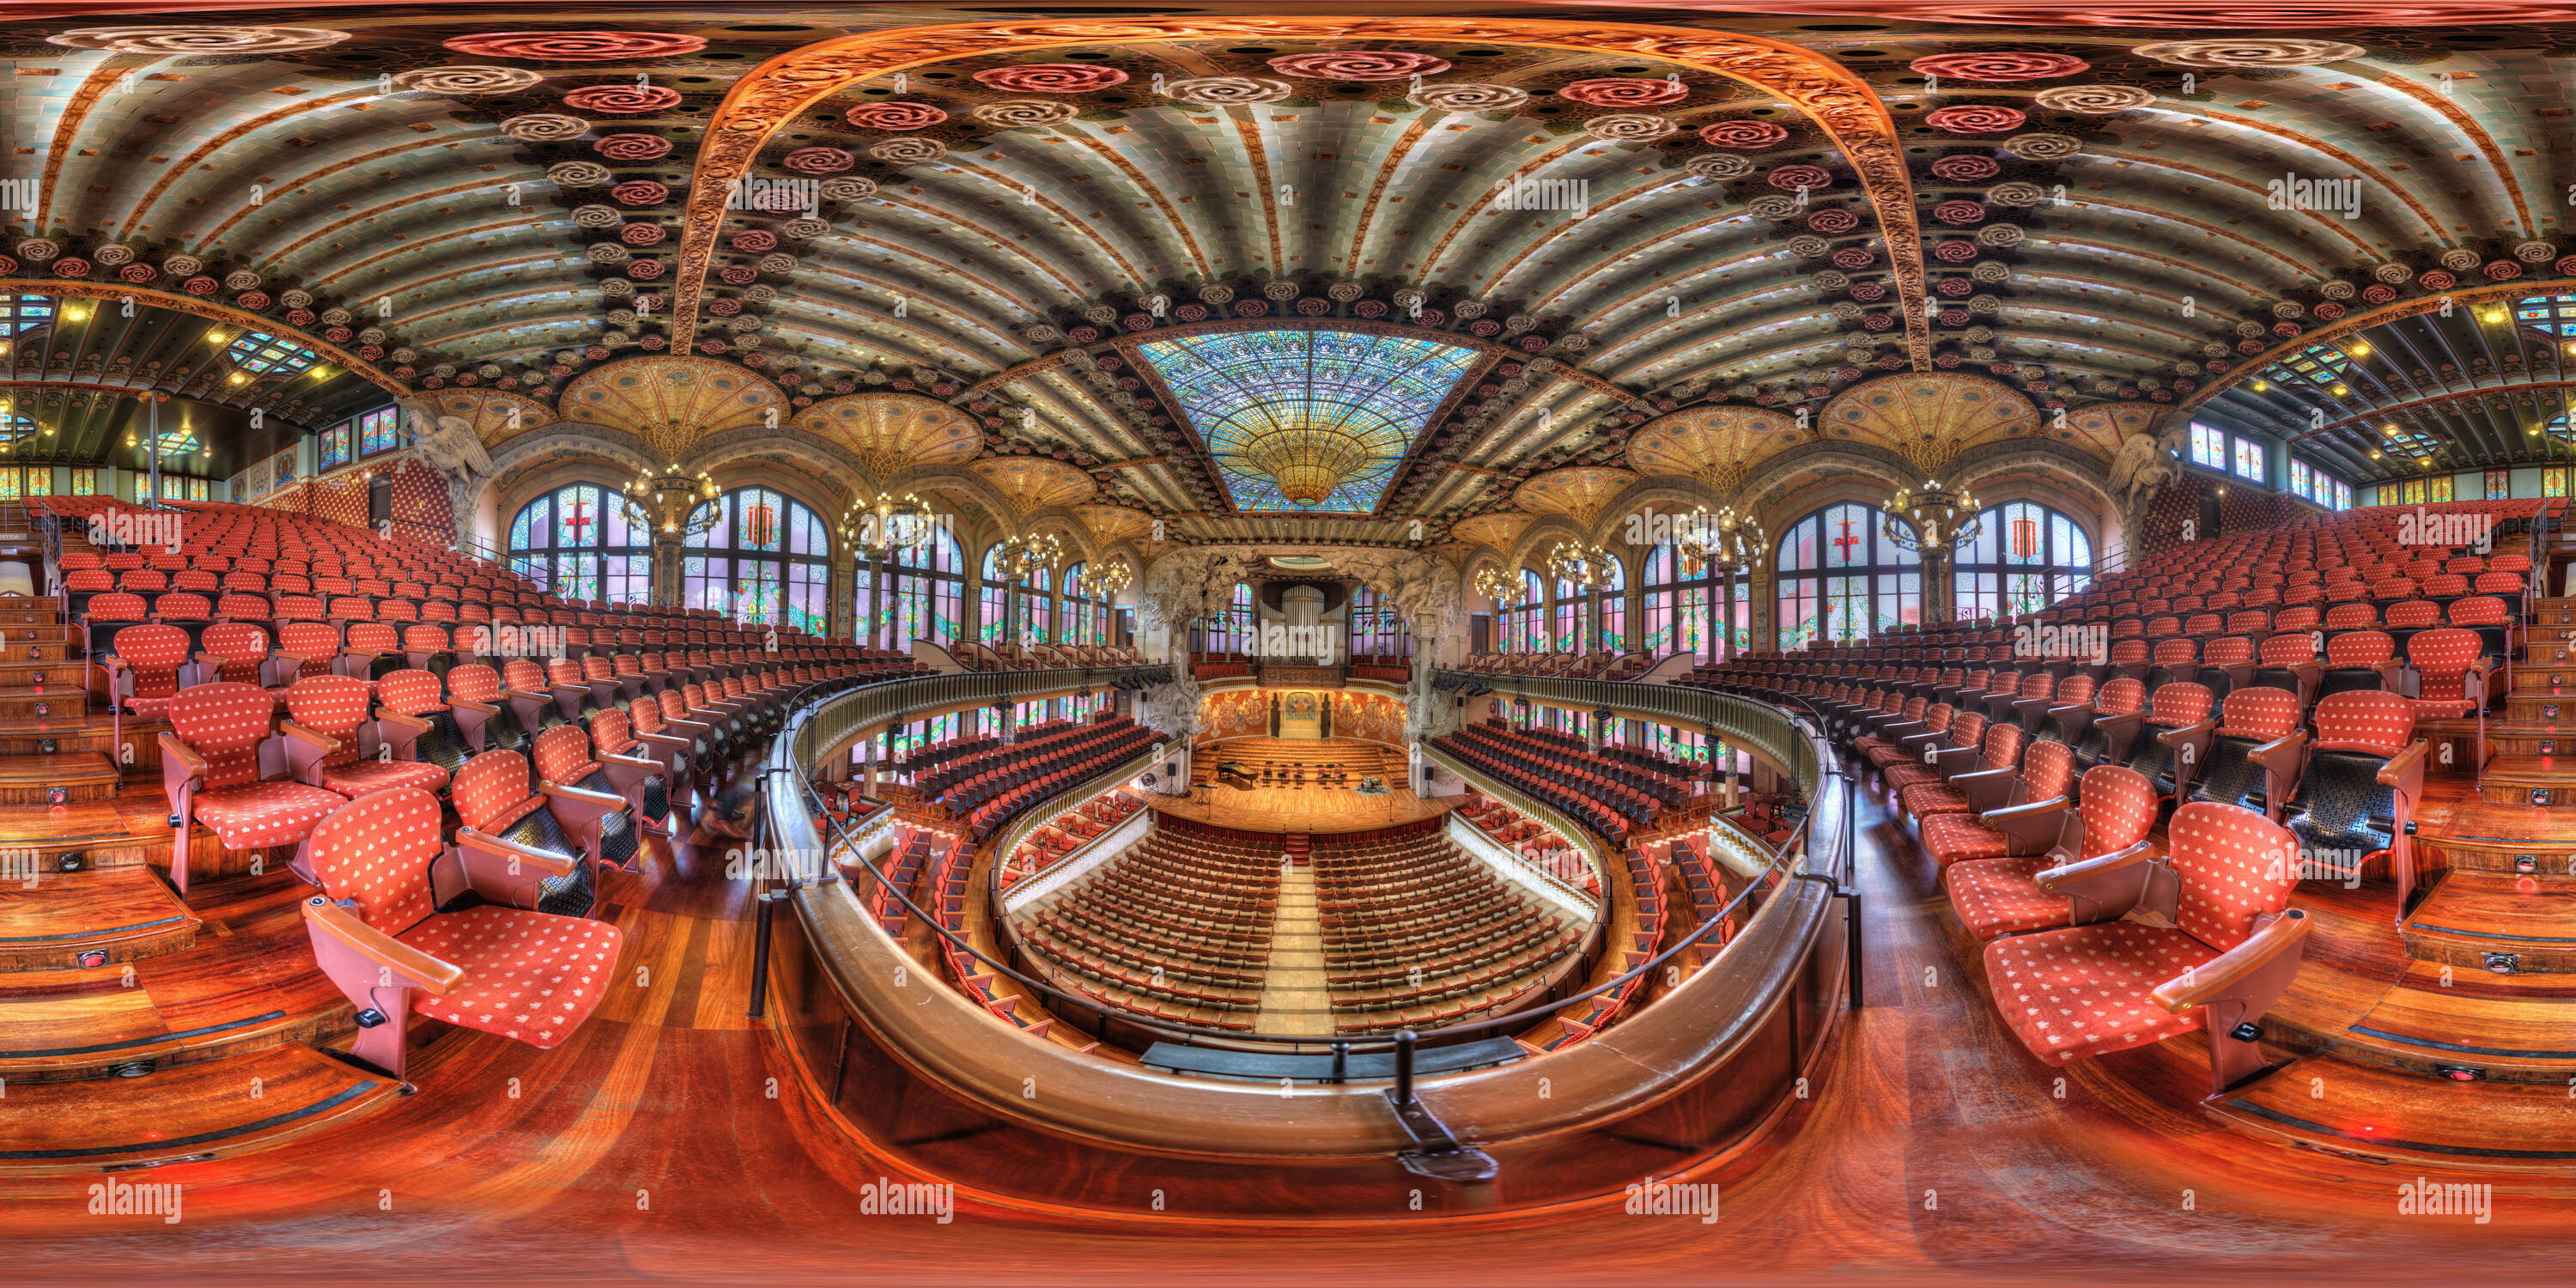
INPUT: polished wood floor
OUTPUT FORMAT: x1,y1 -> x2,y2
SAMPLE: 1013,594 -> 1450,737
6,752 -> 2573,1282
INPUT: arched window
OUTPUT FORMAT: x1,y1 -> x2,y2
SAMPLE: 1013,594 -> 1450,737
1953,501 -> 2094,621
507,482 -> 652,603
683,486 -> 831,631
1642,544 -> 1750,665
1552,576 -> 1585,653
858,524 -> 965,653
1502,569 -> 1545,653
1776,502 -> 1920,648
1060,562 -> 1109,646
1595,554 -> 1626,653
978,544 -> 1011,643
1349,585 -> 1412,659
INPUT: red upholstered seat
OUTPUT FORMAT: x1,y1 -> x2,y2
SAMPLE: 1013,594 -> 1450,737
191,779 -> 347,848
1920,811 -> 2012,865
1982,801 -> 2302,1068
1899,783 -> 1972,817
1947,764 -> 2158,939
301,787 -> 623,1077
398,904 -> 623,1047
1983,923 -> 2215,1065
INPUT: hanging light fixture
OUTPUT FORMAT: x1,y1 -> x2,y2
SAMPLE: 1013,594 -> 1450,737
1882,476 -> 1983,552
1680,504 -> 1765,576
1473,564 -> 1522,606
1545,539 -> 1613,590
843,489 -> 941,556
995,531 -> 1062,581
1085,558 -> 1132,598
623,465 -> 722,538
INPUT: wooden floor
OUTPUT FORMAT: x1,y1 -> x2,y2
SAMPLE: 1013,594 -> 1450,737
1140,782 -> 1455,833
7,750 -> 2575,1280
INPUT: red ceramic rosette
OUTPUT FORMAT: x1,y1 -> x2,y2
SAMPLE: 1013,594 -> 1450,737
1697,119 -> 1788,149
1925,105 -> 2026,133
2485,259 -> 2523,280
52,258 -> 90,278
1932,199 -> 1989,225
731,229 -> 778,253
2312,301 -> 2347,319
1266,51 -> 1449,81
2362,283 -> 2397,304
1929,154 -> 2001,181
1806,209 -> 1858,234
609,179 -> 668,206
1767,164 -> 1833,191
1933,240 -> 1980,262
971,64 -> 1130,94
2416,270 -> 2456,290
235,289 -> 270,309
444,31 -> 707,61
1556,76 -> 1687,107
1908,52 -> 2089,82
845,101 -> 949,131
562,84 -> 680,114
592,133 -> 671,161
184,275 -> 216,295
619,222 -> 665,246
781,147 -> 854,174
1831,246 -> 1875,270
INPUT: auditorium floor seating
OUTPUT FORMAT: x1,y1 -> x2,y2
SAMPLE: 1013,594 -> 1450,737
1311,819 -> 1589,1034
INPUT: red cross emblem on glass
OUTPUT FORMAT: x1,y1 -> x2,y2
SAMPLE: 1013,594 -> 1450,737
1831,515 -> 1860,562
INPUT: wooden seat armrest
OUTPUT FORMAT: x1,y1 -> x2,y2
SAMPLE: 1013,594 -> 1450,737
2283,658 -> 2323,678
1978,797 -> 2070,852
1929,742 -> 1985,771
2154,908 -> 2312,1015
506,686 -> 552,704
301,896 -> 462,994
159,731 -> 208,781
539,781 -> 625,810
2043,700 -> 2096,720
449,696 -> 501,716
341,646 -> 391,658
632,730 -> 693,753
272,649 -> 309,666
2035,839 -> 2156,893
2155,716 -> 2220,746
2247,729 -> 2309,775
280,719 -> 339,752
454,827 -> 578,877
2379,738 -> 2430,796
599,750 -> 661,775
1950,765 -> 2018,787
2093,708 -> 2146,731
377,710 -> 434,735
665,715 -> 717,736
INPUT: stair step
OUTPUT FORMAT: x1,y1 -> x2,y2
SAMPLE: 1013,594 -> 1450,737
2403,872 -> 2576,973
0,750 -> 120,805
2341,961 -> 2576,1080
2476,754 -> 2576,805
2420,799 -> 2576,875
0,863 -> 197,972
2207,1054 -> 2576,1170
0,1041 -> 398,1174
0,687 -> 85,721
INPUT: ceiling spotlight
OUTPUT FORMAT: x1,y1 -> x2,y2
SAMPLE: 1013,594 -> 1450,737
2347,341 -> 2371,356
2384,425 -> 2399,435
2251,380 -> 2269,392
2419,455 -> 2432,465
2330,384 -> 2348,396
2369,449 -> 2383,459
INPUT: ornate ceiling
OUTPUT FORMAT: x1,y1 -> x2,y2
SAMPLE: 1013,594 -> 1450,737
5,5 -> 2575,536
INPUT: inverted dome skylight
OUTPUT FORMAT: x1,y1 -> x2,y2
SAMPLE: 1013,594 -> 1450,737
1138,328 -> 1478,514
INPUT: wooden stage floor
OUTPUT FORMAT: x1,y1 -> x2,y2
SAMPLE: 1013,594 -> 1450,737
1136,781 -> 1455,834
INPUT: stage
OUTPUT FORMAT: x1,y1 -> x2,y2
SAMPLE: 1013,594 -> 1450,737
1133,782 -> 1457,834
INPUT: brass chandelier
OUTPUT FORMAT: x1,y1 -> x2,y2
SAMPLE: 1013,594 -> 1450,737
624,465 -> 721,538
845,489 -> 940,556
1473,564 -> 1522,606
994,531 -> 1062,581
1237,422 -> 1371,507
1882,477 -> 1984,553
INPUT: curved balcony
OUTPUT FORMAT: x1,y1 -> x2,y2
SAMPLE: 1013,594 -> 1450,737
754,662 -> 1854,1216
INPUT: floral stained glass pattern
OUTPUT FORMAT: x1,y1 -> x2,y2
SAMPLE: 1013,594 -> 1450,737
1136,328 -> 1478,513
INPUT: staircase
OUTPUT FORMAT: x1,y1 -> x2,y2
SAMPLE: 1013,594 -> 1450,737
2207,595 -> 2576,1170
1284,834 -> 1309,866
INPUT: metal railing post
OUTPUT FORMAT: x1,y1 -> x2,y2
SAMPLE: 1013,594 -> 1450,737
747,890 -> 783,1018
1393,1030 -> 1418,1106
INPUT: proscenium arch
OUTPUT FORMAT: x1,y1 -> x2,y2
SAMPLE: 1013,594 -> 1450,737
674,16 -> 1929,368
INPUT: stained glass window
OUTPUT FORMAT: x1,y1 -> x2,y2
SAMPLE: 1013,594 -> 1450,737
1779,503 -> 1919,645
2429,475 -> 2454,503
24,467 -> 49,497
224,331 -> 317,375
2190,422 -> 2227,469
1953,502 -> 2092,621
357,407 -> 398,456
189,477 -> 207,501
507,483 -> 653,603
155,427 -> 199,458
2549,469 -> 2568,499
0,469 -> 21,501
2488,469 -> 2512,500
871,523 -> 964,653
70,469 -> 94,496
0,295 -> 53,333
1136,328 -> 1479,513
683,487 -> 829,631
2402,478 -> 2426,505
2257,341 -> 2354,391
2512,294 -> 2576,336
319,423 -> 350,470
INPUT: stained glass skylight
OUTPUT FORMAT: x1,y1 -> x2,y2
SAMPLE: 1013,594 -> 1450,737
2514,295 -> 2576,336
1137,328 -> 1479,513
224,331 -> 317,374
2258,342 -> 2353,391
0,295 -> 53,334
